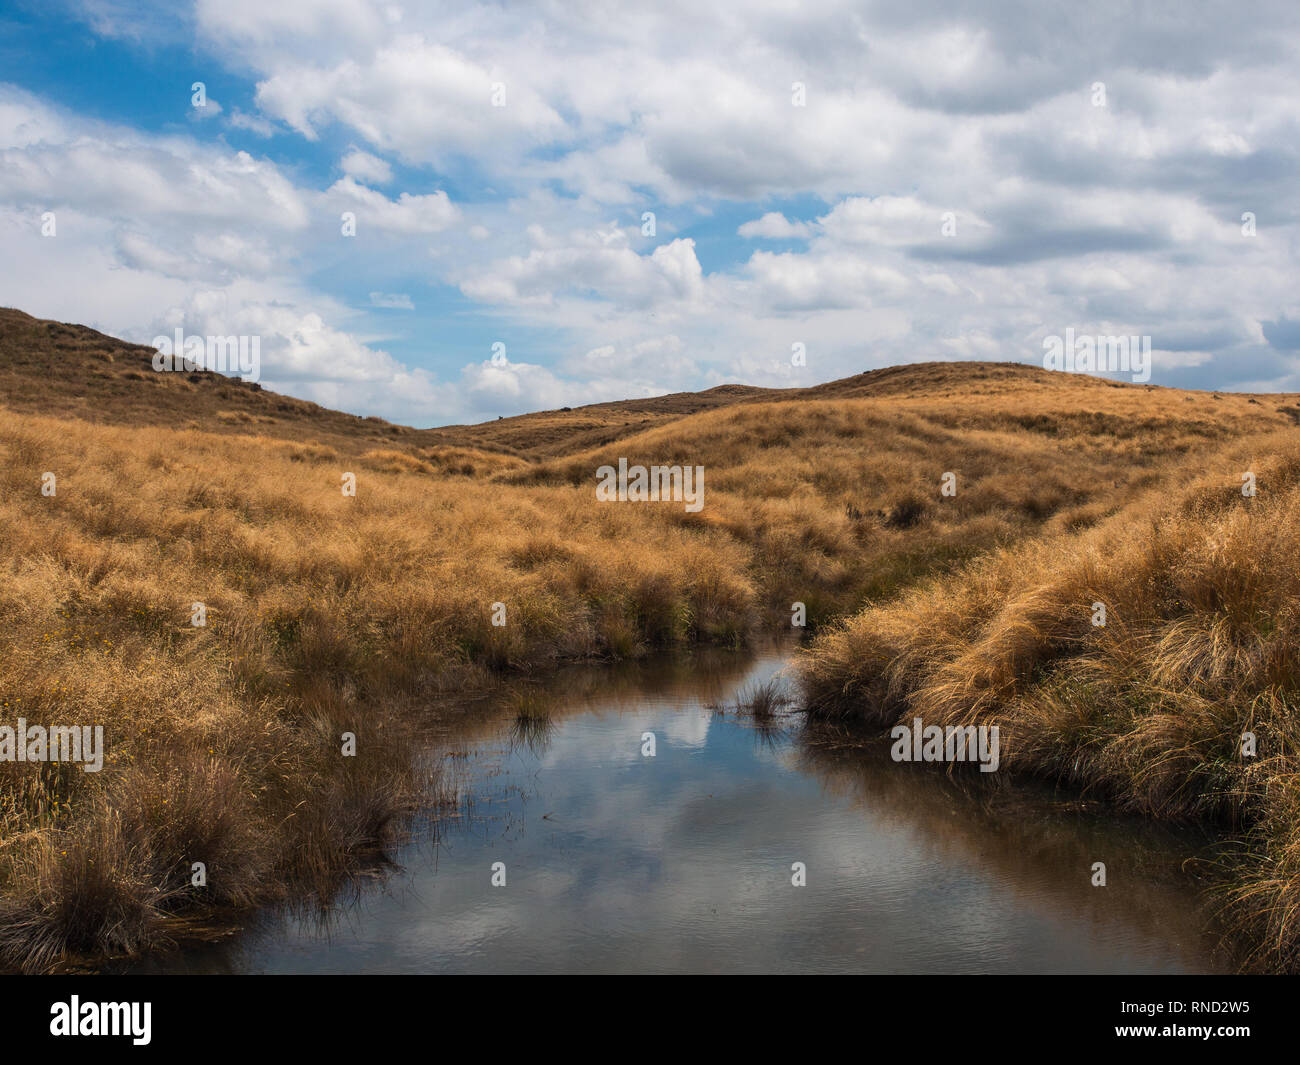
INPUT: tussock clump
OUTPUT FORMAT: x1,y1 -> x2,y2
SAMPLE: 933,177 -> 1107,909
884,494 -> 927,529
359,449 -> 433,475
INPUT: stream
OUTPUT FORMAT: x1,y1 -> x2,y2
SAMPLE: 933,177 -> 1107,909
125,642 -> 1235,974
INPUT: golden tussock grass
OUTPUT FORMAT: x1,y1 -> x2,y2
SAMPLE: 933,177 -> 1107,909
0,344 -> 1296,970
0,408 -> 765,968
798,429 -> 1300,970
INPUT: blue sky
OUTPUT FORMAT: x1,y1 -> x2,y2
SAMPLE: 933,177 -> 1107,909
2,0 -> 1299,425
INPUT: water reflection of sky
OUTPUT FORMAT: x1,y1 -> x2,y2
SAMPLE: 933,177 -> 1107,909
131,647 -> 1233,974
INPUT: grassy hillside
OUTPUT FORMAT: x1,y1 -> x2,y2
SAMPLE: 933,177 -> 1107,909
798,434 -> 1300,970
0,307 -> 771,459
2,308 -> 1299,970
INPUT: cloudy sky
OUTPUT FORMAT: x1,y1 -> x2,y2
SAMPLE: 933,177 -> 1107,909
2,1 -> 1298,426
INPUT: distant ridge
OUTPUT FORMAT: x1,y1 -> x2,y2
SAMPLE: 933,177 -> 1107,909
1,307 -> 1286,460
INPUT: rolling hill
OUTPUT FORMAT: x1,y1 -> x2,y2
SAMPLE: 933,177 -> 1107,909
7,306 -> 1296,460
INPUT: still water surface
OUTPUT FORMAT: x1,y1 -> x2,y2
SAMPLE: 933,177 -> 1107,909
131,644 -> 1232,974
